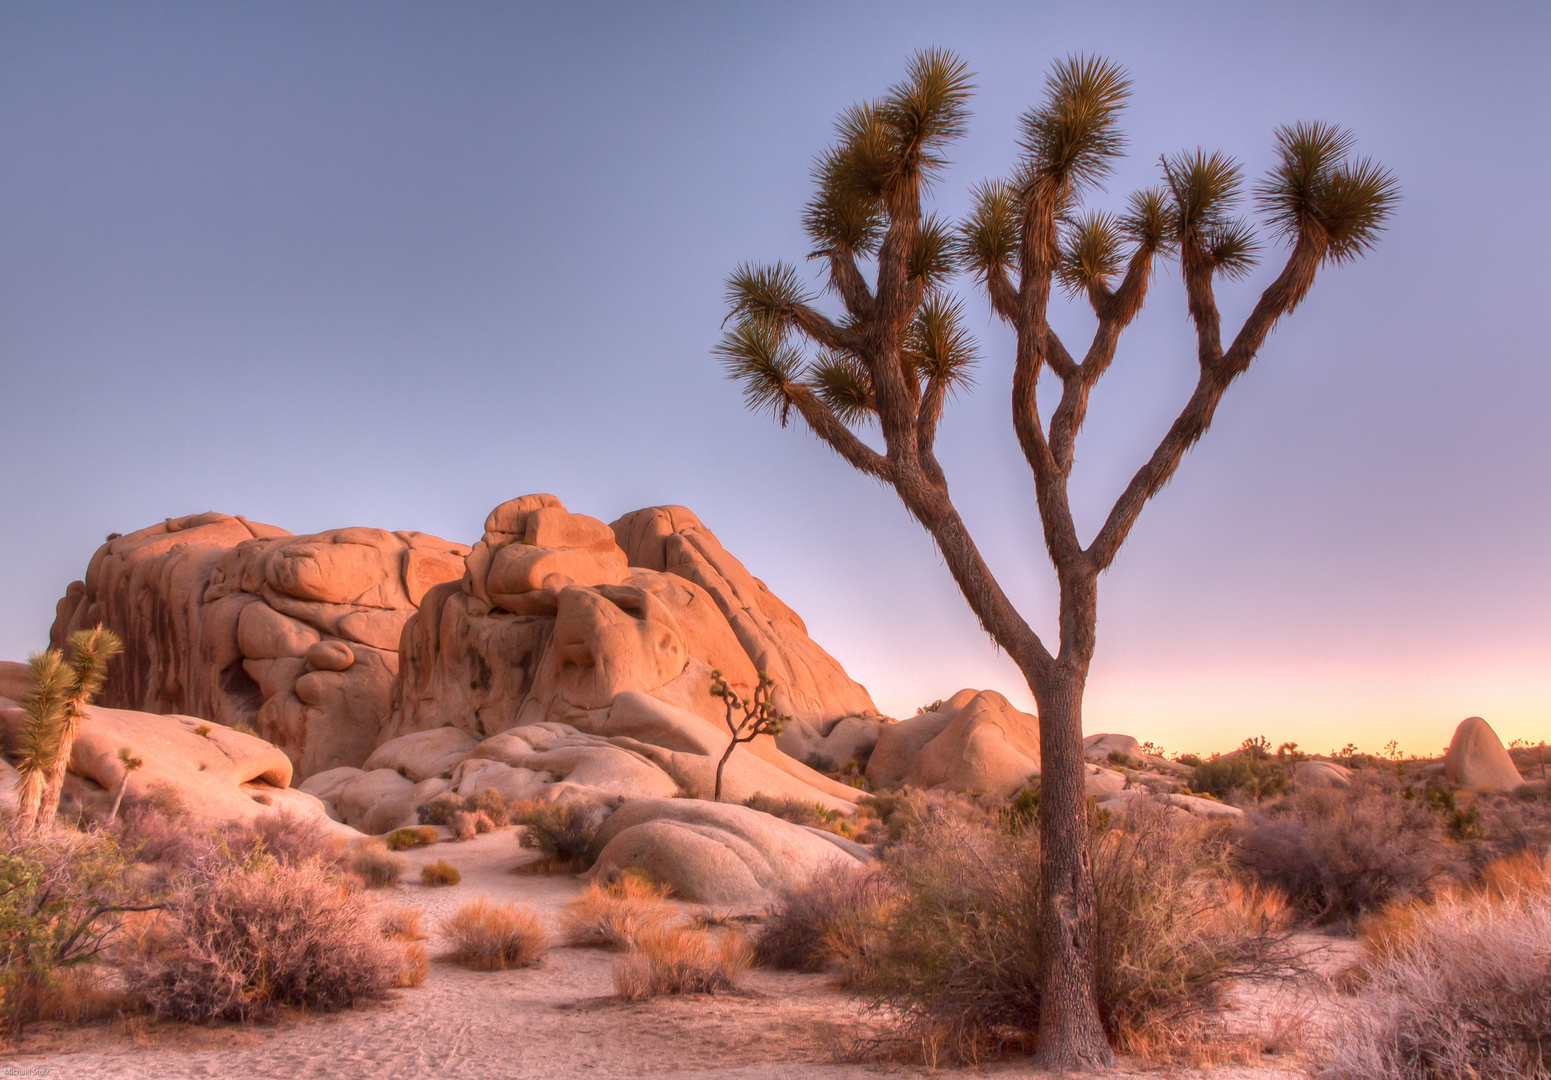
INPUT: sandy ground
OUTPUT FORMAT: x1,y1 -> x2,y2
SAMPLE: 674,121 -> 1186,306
4,828 -> 1330,1080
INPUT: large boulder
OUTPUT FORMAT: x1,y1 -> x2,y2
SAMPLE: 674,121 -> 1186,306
586,797 -> 863,906
0,674 -> 346,834
868,689 -> 1041,796
1295,760 -> 1353,788
1083,733 -> 1141,763
1444,716 -> 1524,792
48,513 -> 468,778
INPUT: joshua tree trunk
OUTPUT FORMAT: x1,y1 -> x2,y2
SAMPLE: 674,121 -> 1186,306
13,769 -> 48,836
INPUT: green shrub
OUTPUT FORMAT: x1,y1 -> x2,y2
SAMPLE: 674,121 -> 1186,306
1191,754 -> 1288,801
743,793 -> 854,837
420,860 -> 460,887
0,831 -> 136,1044
386,826 -> 439,851
516,802 -> 599,868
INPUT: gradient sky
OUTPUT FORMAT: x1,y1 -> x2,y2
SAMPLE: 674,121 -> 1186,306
2,2 -> 1547,757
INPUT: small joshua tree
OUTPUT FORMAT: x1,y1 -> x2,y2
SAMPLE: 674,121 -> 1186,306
41,628 -> 123,827
12,652 -> 74,836
709,670 -> 789,802
106,747 -> 144,824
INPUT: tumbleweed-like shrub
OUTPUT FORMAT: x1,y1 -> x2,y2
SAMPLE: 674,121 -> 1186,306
117,860 -> 397,1021
349,843 -> 406,889
1319,886 -> 1551,1080
560,876 -> 674,949
516,801 -> 599,869
386,825 -> 439,851
854,798 -> 1292,1060
1236,777 -> 1460,925
441,898 -> 546,970
612,926 -> 750,1000
753,862 -> 894,983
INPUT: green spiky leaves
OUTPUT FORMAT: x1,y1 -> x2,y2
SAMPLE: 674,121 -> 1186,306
959,179 -> 1021,279
714,318 -> 804,425
1162,150 -> 1260,280
810,351 -> 875,424
905,296 -> 977,394
1255,122 -> 1399,264
724,262 -> 812,331
1056,211 -> 1124,296
19,651 -> 73,775
1018,55 -> 1131,201
803,49 -> 973,257
65,626 -> 122,706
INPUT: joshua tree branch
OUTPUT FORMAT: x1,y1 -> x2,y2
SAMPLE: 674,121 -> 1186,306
786,385 -> 895,481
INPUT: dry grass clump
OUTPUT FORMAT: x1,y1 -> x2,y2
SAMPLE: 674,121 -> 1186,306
349,841 -> 406,888
754,863 -> 894,983
1319,884 -> 1551,1079
420,860 -> 460,887
441,898 -> 546,970
612,926 -> 750,1000
515,801 -> 600,870
1236,776 -> 1460,925
851,798 -> 1293,1062
380,904 -> 427,942
386,825 -> 440,851
419,788 -> 517,827
117,860 -> 398,1021
379,905 -> 429,988
560,875 -> 674,949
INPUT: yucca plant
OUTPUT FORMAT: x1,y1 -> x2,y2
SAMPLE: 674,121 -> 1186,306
12,652 -> 74,836
717,50 -> 1396,1069
39,628 -> 123,829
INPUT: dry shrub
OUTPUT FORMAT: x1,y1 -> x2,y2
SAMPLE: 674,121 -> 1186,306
516,801 -> 599,869
216,810 -> 344,867
1236,776 -> 1460,925
1319,888 -> 1551,1079
380,904 -> 426,942
612,926 -> 750,1000
743,793 -> 855,837
441,898 -> 546,970
350,842 -> 406,888
392,942 -> 428,988
111,783 -> 201,868
386,826 -> 439,851
560,876 -> 674,949
380,904 -> 429,988
117,860 -> 397,1021
420,789 -> 516,828
754,863 -> 894,983
853,798 -> 1293,1062
420,860 -> 460,887
451,811 -> 478,842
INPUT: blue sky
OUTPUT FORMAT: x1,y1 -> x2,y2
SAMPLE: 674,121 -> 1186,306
2,1 -> 1547,755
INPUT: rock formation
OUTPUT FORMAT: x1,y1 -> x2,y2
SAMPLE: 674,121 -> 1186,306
49,513 -> 468,777
49,498 -> 883,793
867,689 -> 1042,796
0,661 -> 343,832
1444,716 -> 1524,792
586,797 -> 864,905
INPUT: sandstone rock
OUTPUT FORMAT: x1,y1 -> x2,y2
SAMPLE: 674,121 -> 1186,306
363,727 -> 479,783
1084,765 -> 1127,797
0,684 -> 344,834
1083,733 -> 1141,764
49,513 -> 468,778
868,689 -> 1040,797
1444,716 -> 1524,792
332,769 -> 448,835
1296,760 -> 1353,788
587,797 -> 862,906
777,714 -> 885,772
1096,789 -> 1244,820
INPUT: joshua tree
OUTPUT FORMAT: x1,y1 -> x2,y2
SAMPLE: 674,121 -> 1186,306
39,628 -> 123,827
106,747 -> 144,824
12,651 -> 74,836
716,50 -> 1396,1068
709,669 -> 789,801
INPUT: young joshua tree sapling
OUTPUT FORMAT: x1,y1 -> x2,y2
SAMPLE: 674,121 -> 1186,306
709,670 -> 789,802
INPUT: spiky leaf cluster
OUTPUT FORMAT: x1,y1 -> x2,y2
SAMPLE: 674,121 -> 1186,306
713,319 -> 802,424
1255,121 -> 1398,264
65,627 -> 122,706
904,296 -> 977,393
803,48 -> 973,257
18,651 -> 72,776
1017,55 -> 1131,202
1162,150 -> 1260,280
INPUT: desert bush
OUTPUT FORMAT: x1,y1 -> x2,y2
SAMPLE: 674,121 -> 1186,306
451,811 -> 478,841
1319,888 -> 1551,1079
0,830 -> 139,1044
418,793 -> 466,826
854,798 -> 1293,1060
381,904 -> 426,942
349,843 -> 406,888
743,793 -> 854,837
612,926 -> 750,1000
754,863 -> 894,983
516,802 -> 599,868
560,876 -> 674,949
1236,777 -> 1460,924
386,825 -> 439,851
420,860 -> 460,887
469,788 -> 515,826
117,859 -> 397,1021
441,898 -> 546,970
856,786 -> 996,848
1191,752 -> 1287,801
216,810 -> 344,868
110,783 -> 202,868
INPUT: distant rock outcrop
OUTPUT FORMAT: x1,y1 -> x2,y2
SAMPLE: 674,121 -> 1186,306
867,689 -> 1042,796
1444,716 -> 1524,792
50,513 -> 468,778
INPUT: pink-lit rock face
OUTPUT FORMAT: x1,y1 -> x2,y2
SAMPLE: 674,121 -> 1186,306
867,689 -> 1042,797
1444,716 -> 1524,792
50,513 -> 468,778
